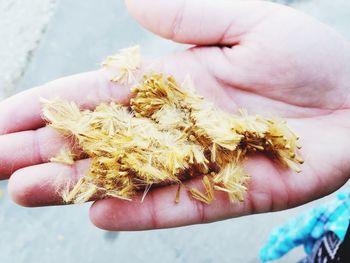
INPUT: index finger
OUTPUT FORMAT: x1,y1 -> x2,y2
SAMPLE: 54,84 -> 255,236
0,70 -> 131,134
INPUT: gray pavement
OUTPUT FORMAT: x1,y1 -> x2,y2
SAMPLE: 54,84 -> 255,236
0,0 -> 57,98
0,0 -> 350,262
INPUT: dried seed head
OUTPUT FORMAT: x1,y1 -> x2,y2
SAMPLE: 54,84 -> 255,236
102,45 -> 141,85
42,48 -> 302,205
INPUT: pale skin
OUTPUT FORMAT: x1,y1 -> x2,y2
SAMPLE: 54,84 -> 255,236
1,0 -> 350,230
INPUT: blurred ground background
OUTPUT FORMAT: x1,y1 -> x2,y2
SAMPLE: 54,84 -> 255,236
0,0 -> 349,262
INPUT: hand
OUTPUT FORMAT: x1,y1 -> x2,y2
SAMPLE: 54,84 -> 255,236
2,0 -> 350,230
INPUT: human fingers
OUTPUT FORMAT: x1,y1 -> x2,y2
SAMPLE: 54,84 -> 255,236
0,70 -> 131,135
8,159 -> 90,207
0,127 -> 69,180
125,0 -> 278,45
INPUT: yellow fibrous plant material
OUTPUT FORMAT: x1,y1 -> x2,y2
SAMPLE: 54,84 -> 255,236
101,45 -> 141,84
42,74 -> 302,204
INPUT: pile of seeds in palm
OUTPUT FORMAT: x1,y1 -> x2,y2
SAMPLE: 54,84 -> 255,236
42,46 -> 302,204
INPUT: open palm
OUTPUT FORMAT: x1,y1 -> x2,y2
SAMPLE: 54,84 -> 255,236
1,0 -> 350,230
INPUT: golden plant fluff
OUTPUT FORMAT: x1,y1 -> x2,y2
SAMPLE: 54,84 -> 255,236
42,47 -> 302,205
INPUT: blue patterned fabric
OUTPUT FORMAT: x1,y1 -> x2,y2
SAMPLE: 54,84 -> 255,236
260,189 -> 350,262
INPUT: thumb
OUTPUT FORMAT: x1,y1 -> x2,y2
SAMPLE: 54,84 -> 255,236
125,0 -> 278,45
